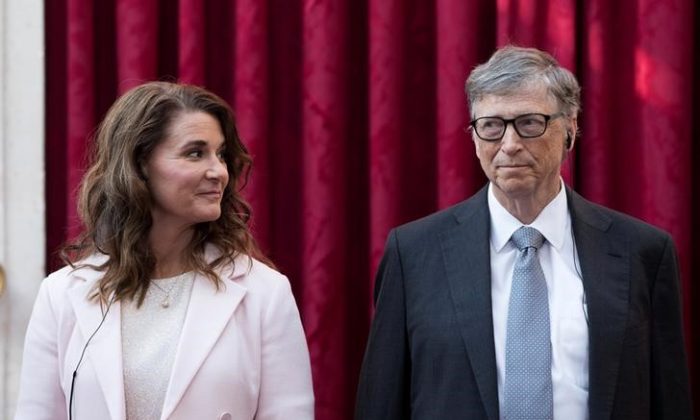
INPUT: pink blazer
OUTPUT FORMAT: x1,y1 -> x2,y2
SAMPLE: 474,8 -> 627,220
15,253 -> 314,420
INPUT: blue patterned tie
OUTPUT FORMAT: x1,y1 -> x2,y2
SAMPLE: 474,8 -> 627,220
504,226 -> 553,420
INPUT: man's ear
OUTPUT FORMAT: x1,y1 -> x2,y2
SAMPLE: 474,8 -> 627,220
566,117 -> 578,151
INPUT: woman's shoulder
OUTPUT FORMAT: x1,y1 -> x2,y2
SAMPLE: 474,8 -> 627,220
43,254 -> 107,291
34,254 -> 106,313
231,255 -> 288,284
209,253 -> 290,297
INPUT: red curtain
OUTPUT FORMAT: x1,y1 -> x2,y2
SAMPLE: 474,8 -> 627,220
46,0 -> 699,418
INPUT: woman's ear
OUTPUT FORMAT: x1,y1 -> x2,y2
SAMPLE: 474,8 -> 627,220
139,161 -> 149,181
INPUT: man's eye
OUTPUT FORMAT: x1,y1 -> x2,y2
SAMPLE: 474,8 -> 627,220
518,116 -> 545,127
480,119 -> 500,129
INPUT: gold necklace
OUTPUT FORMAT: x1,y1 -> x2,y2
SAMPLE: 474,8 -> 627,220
150,274 -> 185,308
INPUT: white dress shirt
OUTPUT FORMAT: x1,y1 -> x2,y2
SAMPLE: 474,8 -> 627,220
488,181 -> 589,420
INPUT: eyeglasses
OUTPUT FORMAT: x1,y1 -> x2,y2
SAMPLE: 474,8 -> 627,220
469,112 -> 564,141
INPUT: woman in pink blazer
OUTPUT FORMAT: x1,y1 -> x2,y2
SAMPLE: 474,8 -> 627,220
15,82 -> 314,420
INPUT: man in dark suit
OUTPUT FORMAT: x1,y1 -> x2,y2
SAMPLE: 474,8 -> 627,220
355,46 -> 692,419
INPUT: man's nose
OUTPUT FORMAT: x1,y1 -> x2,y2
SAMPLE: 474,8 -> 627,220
499,124 -> 523,153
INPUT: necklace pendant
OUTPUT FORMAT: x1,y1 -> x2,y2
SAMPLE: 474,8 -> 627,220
161,299 -> 170,308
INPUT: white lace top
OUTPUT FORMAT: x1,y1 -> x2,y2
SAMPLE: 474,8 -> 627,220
121,272 -> 194,420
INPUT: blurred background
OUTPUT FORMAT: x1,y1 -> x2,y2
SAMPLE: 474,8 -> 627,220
0,0 -> 698,418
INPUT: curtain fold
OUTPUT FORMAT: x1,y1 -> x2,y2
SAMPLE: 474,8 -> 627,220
233,0 -> 271,250
301,2 -> 353,415
116,0 -> 159,90
45,1 -> 699,418
66,0 -> 96,242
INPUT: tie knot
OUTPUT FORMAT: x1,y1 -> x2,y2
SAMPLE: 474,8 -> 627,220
510,226 -> 544,251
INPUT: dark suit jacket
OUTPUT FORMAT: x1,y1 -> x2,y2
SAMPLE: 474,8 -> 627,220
355,186 -> 692,420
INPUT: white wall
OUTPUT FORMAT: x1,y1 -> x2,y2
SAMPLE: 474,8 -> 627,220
0,0 -> 45,417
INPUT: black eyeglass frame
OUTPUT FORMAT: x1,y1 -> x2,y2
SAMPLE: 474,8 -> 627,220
468,112 -> 565,142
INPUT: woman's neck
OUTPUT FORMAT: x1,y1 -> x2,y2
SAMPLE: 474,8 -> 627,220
148,223 -> 194,278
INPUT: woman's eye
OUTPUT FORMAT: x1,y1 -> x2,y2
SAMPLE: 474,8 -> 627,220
187,150 -> 203,158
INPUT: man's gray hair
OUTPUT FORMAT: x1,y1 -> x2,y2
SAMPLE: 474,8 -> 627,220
466,46 -> 581,119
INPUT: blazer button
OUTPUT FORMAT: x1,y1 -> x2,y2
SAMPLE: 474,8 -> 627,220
218,413 -> 232,420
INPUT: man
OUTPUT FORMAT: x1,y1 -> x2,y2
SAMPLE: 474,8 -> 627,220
355,46 -> 692,420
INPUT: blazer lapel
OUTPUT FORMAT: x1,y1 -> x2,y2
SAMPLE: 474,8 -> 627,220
440,188 -> 499,420
67,268 -> 126,420
569,190 -> 629,420
160,260 -> 247,419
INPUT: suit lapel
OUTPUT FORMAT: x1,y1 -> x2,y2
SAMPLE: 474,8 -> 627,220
160,260 -> 248,419
67,269 -> 126,420
440,188 -> 499,420
569,190 -> 629,420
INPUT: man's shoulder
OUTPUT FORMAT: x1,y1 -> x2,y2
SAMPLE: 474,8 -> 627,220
569,190 -> 673,243
393,187 -> 488,240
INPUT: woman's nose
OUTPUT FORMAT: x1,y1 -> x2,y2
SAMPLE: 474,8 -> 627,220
206,156 -> 228,179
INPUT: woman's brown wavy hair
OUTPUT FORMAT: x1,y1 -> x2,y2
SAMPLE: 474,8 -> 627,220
62,81 -> 268,305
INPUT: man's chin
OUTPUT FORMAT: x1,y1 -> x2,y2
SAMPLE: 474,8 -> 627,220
492,178 -> 537,197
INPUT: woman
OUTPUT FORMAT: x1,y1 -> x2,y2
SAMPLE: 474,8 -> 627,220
15,82 -> 314,420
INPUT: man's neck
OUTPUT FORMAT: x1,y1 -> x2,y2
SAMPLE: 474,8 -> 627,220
492,183 -> 562,224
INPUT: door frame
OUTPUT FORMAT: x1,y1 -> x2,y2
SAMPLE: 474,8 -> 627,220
0,0 -> 45,417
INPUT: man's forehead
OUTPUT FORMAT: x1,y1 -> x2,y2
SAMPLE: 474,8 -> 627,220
471,86 -> 557,115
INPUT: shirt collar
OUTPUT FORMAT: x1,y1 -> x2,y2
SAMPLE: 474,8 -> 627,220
488,179 -> 569,252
